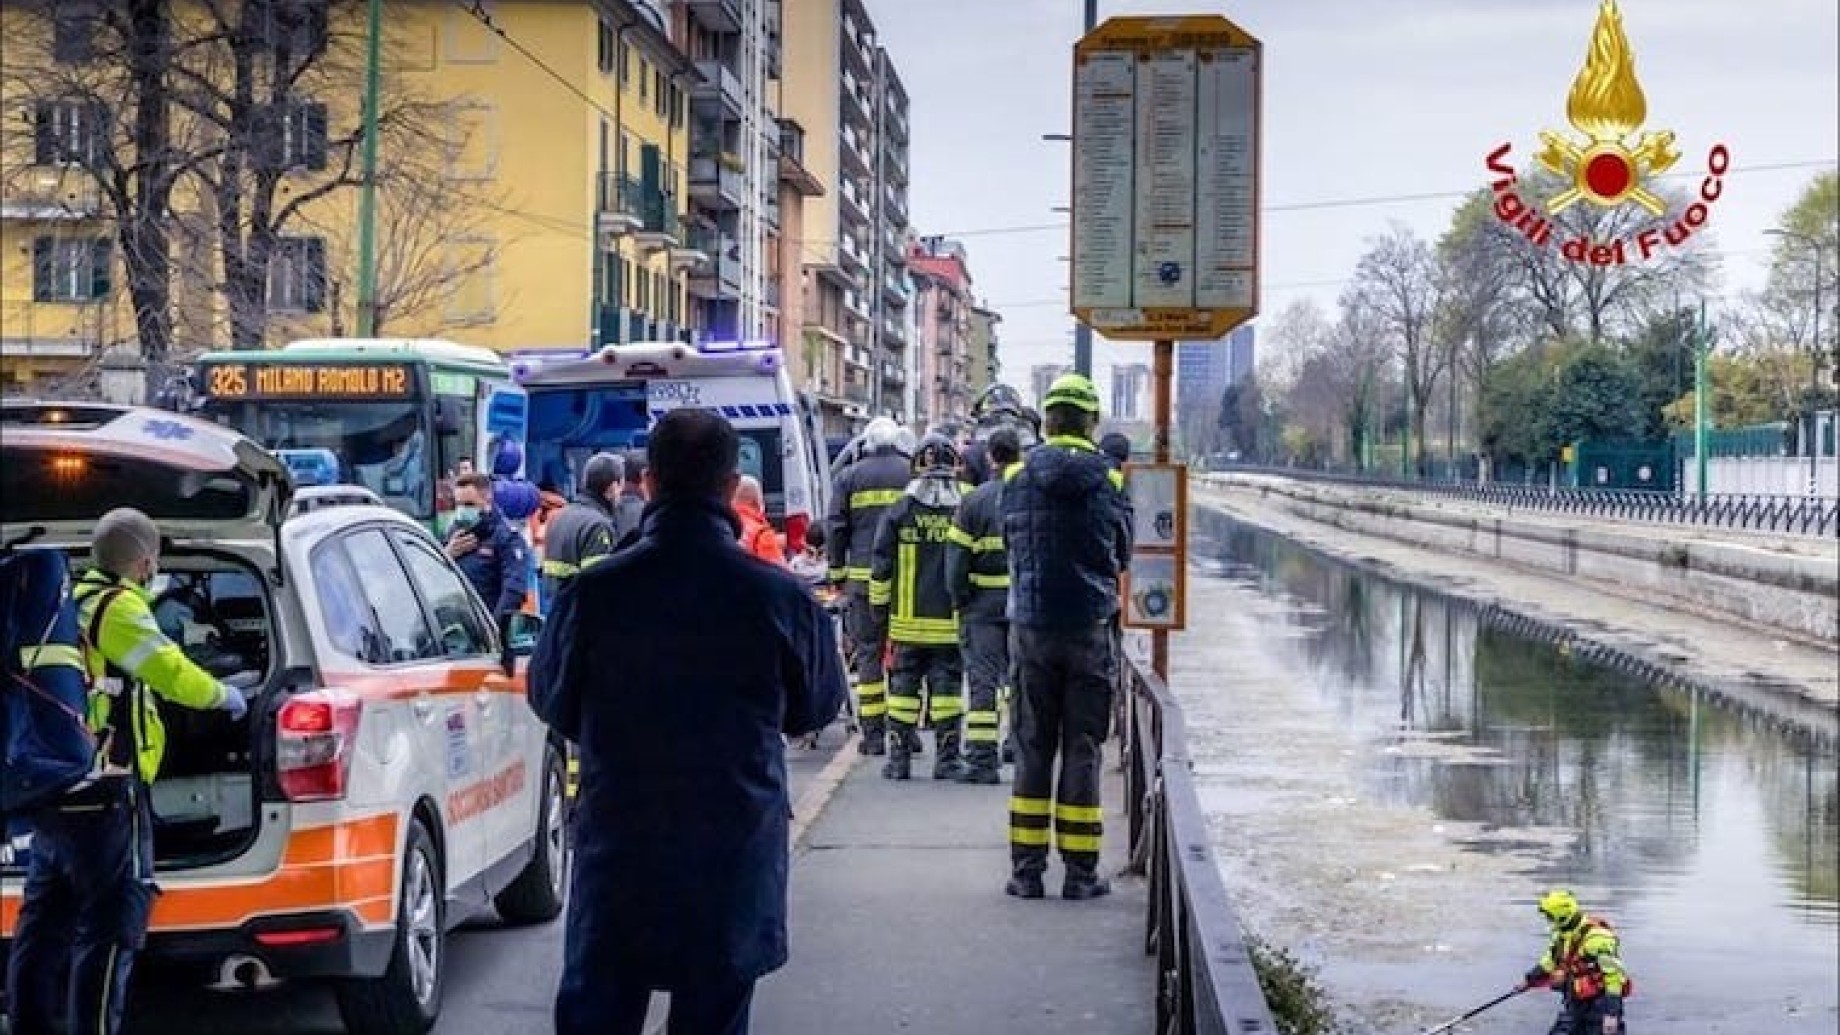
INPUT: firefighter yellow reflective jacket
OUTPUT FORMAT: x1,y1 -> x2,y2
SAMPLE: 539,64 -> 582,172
869,474 -> 964,646
74,570 -> 227,783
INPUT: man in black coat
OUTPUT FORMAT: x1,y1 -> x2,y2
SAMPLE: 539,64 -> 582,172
529,408 -> 848,1035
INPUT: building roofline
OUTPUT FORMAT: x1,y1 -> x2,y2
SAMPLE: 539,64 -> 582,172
594,0 -> 697,78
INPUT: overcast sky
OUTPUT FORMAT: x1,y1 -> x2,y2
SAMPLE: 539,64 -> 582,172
864,0 -> 1840,403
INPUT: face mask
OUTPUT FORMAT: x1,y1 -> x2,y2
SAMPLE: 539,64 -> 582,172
453,506 -> 481,527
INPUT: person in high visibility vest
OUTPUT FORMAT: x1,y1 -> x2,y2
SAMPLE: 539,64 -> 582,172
826,417 -> 910,756
1520,889 -> 1632,1035
1000,373 -> 1132,901
868,434 -> 967,781
540,452 -> 624,603
945,427 -> 1022,785
7,508 -> 249,1035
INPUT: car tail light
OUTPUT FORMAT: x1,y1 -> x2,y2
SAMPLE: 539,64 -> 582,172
276,690 -> 362,802
784,512 -> 810,556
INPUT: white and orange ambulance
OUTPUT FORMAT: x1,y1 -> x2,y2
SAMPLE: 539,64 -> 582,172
0,401 -> 567,1035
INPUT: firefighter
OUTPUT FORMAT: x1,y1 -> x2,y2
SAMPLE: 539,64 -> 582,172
1520,889 -> 1632,1035
869,434 -> 967,781
1001,373 -> 1132,901
7,509 -> 249,1035
946,427 -> 1021,784
539,452 -> 623,604
827,417 -> 911,756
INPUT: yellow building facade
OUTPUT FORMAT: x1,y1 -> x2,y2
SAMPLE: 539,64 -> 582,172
0,1 -> 704,392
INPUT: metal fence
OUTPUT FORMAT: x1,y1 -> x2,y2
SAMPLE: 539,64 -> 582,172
1206,465 -> 1840,538
1122,653 -> 1279,1035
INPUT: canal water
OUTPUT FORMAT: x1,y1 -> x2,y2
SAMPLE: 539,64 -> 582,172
1174,510 -> 1838,1035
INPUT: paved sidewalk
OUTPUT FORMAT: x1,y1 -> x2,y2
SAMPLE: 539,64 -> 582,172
749,744 -> 1155,1034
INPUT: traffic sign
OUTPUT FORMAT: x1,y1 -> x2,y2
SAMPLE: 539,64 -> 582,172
1069,15 -> 1262,341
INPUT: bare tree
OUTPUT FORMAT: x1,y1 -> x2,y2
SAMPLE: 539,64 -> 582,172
1347,224 -> 1447,476
0,1 -> 216,385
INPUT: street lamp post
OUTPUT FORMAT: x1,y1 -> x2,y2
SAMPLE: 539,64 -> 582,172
1765,228 -> 1829,496
1046,0 -> 1098,378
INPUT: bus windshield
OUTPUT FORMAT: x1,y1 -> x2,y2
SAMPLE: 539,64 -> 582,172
200,398 -> 433,518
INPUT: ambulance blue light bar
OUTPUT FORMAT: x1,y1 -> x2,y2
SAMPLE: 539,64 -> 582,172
697,339 -> 776,354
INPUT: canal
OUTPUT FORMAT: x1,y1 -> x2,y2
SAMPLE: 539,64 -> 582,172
1174,510 -> 1838,1035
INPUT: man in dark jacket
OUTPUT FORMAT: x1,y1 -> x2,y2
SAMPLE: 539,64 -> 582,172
448,472 -> 530,621
529,408 -> 847,1035
1000,373 -> 1132,901
869,434 -> 965,781
612,450 -> 648,541
540,452 -> 622,604
827,416 -> 911,756
946,427 -> 1020,784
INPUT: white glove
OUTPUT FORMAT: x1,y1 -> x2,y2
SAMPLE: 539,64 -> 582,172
218,684 -> 249,721
223,670 -> 263,690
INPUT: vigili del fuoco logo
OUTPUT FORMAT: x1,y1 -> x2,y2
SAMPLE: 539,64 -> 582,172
1484,0 -> 1730,267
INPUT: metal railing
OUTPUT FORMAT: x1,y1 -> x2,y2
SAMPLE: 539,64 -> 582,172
1122,653 -> 1279,1035
1207,465 -> 1840,538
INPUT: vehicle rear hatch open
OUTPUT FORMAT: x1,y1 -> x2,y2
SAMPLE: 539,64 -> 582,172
1,402 -> 293,869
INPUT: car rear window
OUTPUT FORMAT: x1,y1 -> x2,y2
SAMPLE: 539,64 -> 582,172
0,446 -> 255,523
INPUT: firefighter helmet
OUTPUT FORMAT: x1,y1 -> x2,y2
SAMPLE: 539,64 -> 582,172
913,433 -> 960,474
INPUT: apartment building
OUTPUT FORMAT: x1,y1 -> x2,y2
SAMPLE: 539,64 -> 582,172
1031,363 -> 1071,410
910,236 -> 975,429
968,304 -> 1002,400
782,0 -> 914,427
0,2 -> 712,393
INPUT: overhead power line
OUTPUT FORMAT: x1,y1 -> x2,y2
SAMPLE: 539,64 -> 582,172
932,159 -> 1837,240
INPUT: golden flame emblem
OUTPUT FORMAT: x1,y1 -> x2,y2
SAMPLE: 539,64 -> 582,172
1535,0 -> 1681,216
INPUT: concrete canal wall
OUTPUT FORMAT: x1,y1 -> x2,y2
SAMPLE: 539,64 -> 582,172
1198,473 -> 1839,646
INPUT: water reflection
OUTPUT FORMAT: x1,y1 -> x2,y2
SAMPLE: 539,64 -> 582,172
1198,511 -> 1839,930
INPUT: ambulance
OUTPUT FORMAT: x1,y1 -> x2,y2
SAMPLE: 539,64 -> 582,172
513,340 -> 830,607
0,401 -> 567,1035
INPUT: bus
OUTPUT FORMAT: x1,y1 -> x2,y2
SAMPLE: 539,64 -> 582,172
192,338 -> 528,535
512,340 -> 830,567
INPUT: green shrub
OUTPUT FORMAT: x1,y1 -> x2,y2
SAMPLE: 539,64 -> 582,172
1247,936 -> 1345,1035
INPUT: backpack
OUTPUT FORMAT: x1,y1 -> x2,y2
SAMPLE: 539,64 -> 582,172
0,548 -> 99,817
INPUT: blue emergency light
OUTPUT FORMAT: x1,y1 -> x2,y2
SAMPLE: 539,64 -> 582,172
275,448 -> 341,487
696,340 -> 776,353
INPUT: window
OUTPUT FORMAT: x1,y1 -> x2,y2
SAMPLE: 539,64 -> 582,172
33,99 -> 106,167
619,39 -> 631,83
265,100 -> 328,171
310,540 -> 386,663
268,236 -> 326,312
442,1 -> 499,63
342,530 -> 438,664
393,531 -> 494,657
444,236 -> 496,325
597,18 -> 615,74
654,70 -> 667,117
32,238 -> 110,302
445,102 -> 499,180
639,57 -> 650,100
53,3 -> 99,63
247,0 -> 329,54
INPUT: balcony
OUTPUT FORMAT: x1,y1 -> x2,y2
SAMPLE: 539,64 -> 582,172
840,74 -> 873,131
883,102 -> 909,145
839,178 -> 869,222
1,168 -> 101,220
672,223 -> 714,272
634,195 -> 681,252
684,0 -> 742,33
686,228 -> 742,299
690,154 -> 745,211
881,272 -> 908,307
882,144 -> 908,187
882,317 -> 907,348
839,126 -> 871,178
693,59 -> 744,118
839,234 -> 869,279
596,173 -> 643,240
881,360 -> 907,388
883,185 -> 908,228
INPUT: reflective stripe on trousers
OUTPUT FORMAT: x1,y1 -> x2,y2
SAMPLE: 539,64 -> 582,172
1007,622 -> 1115,877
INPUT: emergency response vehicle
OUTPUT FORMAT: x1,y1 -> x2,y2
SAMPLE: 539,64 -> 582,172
512,340 -> 830,608
0,402 -> 567,1035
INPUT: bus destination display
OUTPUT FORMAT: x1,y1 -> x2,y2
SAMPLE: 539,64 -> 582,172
203,362 -> 414,400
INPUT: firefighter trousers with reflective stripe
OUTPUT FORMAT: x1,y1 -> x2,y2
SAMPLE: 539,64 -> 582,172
1007,622 -> 1114,879
959,619 -> 1008,764
842,586 -> 888,735
888,644 -> 964,733
6,780 -> 156,1035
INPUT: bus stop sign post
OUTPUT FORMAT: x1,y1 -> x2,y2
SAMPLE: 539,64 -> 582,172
1070,14 -> 1263,679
